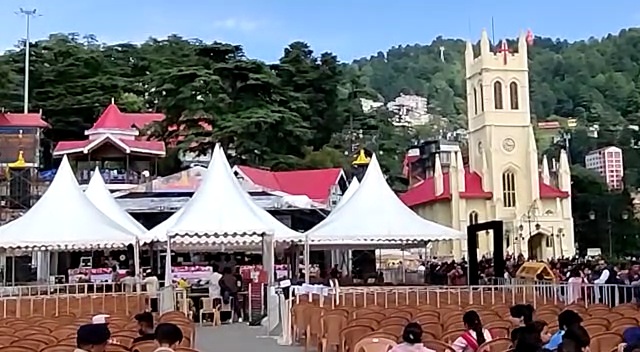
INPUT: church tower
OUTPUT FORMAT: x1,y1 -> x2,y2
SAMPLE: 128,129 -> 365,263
465,30 -> 541,219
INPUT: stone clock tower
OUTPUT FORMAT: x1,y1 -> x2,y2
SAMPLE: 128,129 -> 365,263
401,30 -> 574,260
465,30 -> 541,219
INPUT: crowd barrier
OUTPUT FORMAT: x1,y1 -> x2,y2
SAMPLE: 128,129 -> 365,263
278,282 -> 640,345
0,282 -> 191,318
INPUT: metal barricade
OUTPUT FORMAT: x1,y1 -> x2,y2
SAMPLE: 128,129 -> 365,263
293,282 -> 635,309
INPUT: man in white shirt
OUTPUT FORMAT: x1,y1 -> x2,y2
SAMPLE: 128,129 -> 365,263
142,271 -> 160,312
120,271 -> 139,293
208,264 -> 223,302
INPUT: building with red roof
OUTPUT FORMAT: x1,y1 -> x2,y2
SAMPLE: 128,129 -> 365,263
53,101 -> 166,187
233,165 -> 347,205
0,110 -> 48,167
399,31 -> 575,260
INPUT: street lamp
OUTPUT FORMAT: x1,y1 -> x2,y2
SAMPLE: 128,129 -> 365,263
518,204 -> 541,258
16,8 -> 40,114
589,209 -> 630,258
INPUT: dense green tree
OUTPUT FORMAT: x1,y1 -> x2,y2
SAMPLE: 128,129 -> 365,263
5,29 -> 640,197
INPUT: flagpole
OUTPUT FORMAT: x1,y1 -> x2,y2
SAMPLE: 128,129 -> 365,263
491,17 -> 496,51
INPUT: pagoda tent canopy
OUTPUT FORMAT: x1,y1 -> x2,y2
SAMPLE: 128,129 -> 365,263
0,156 -> 138,250
85,167 -> 147,237
333,177 -> 359,211
166,144 -> 305,246
303,154 -> 464,247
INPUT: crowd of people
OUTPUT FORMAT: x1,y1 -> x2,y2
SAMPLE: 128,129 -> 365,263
385,303 -> 640,352
76,313 -> 184,352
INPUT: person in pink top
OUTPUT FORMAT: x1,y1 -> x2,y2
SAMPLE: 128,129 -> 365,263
389,323 -> 436,352
451,310 -> 493,352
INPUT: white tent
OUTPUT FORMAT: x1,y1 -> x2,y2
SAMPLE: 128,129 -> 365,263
139,208 -> 183,243
166,144 -> 304,245
85,167 -> 147,236
304,154 -> 464,245
0,156 -> 138,250
333,177 -> 359,211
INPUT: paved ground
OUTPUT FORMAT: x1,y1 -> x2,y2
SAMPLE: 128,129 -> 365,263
195,324 -> 300,352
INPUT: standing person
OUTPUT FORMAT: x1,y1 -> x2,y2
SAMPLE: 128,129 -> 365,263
451,310 -> 492,352
594,259 -> 617,306
76,323 -> 111,352
220,266 -> 241,322
142,271 -> 159,312
567,268 -> 587,305
208,264 -> 223,304
119,270 -> 138,293
153,323 -> 183,352
509,304 -> 535,343
133,312 -> 156,343
389,323 -> 436,352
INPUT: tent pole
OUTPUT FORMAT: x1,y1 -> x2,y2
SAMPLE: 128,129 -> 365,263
11,255 -> 15,286
134,239 -> 141,292
303,234 -> 310,284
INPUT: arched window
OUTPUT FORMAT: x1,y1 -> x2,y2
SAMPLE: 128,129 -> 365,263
479,82 -> 484,112
502,171 -> 516,208
509,81 -> 519,110
473,87 -> 478,115
469,211 -> 479,225
494,81 -> 503,110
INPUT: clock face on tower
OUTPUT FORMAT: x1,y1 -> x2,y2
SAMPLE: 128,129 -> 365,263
502,138 -> 516,152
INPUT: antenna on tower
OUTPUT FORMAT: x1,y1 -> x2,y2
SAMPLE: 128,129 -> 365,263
439,46 -> 445,62
491,17 -> 496,51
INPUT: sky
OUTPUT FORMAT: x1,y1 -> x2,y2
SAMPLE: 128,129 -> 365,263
1,0 -> 640,63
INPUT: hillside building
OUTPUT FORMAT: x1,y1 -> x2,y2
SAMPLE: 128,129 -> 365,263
585,146 -> 624,190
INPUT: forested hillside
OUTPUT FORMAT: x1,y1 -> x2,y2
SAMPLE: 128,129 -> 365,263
2,30 -> 640,186
353,29 -> 640,187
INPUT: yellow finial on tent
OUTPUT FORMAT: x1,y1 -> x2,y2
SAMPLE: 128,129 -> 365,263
352,149 -> 370,166
8,151 -> 26,169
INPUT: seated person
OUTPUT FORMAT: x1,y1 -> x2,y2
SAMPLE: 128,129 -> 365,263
154,323 -> 184,352
451,310 -> 493,352
515,322 -> 550,352
76,323 -> 111,352
544,310 -> 583,351
618,327 -> 640,352
558,325 -> 590,352
133,312 -> 156,343
389,323 -> 435,352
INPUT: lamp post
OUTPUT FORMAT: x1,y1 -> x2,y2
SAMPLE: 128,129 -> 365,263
589,207 -> 629,258
518,203 -> 541,258
16,8 -> 39,114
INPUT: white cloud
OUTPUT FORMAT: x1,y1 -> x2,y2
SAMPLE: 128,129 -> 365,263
212,18 -> 263,32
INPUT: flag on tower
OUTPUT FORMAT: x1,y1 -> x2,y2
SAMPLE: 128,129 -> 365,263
498,39 -> 509,65
526,29 -> 534,46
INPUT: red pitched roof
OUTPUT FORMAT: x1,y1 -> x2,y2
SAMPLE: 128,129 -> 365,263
400,170 -> 492,206
53,135 -> 165,156
89,103 -> 164,131
400,170 -> 569,207
237,166 -> 344,203
0,112 -> 48,128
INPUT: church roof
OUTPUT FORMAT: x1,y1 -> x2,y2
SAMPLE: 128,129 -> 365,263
400,169 -> 569,207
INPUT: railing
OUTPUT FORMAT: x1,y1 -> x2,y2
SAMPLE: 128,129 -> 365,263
293,282 -> 638,309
